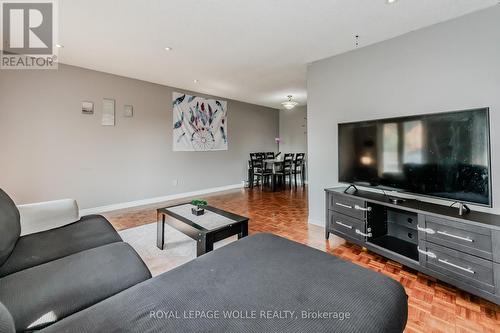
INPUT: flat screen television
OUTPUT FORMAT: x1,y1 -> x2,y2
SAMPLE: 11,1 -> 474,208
338,108 -> 491,206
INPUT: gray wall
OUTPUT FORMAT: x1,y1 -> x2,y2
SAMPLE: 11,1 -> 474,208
279,106 -> 308,180
279,106 -> 307,154
0,64 -> 279,209
307,7 -> 500,225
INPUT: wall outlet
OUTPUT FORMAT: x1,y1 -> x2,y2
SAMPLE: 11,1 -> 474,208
172,179 -> 178,186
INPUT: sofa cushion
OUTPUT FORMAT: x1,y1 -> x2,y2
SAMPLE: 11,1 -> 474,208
0,214 -> 122,277
0,301 -> 15,333
0,242 -> 151,331
0,189 -> 20,267
41,233 -> 408,333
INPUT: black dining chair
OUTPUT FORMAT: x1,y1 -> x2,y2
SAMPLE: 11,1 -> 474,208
293,153 -> 306,187
265,152 -> 275,159
249,153 -> 259,187
250,152 -> 260,161
275,153 -> 294,188
258,152 -> 274,172
249,153 -> 271,188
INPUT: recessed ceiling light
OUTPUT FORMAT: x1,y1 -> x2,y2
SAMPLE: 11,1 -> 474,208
193,79 -> 199,83
164,47 -> 173,51
55,44 -> 64,48
386,0 -> 398,4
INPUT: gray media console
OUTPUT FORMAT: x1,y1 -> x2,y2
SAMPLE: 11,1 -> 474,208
325,187 -> 500,305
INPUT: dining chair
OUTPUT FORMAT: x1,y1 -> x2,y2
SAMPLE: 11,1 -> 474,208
265,152 -> 275,159
293,153 -> 306,187
249,153 -> 259,187
275,153 -> 294,188
250,152 -> 260,162
249,153 -> 271,188
258,152 -> 274,172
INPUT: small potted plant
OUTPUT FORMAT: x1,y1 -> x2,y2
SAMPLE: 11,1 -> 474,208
191,199 -> 207,216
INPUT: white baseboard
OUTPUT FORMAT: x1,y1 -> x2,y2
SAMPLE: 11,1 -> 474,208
308,217 -> 324,227
79,182 -> 244,216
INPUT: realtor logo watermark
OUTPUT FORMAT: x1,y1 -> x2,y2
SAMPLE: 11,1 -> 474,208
1,0 -> 58,69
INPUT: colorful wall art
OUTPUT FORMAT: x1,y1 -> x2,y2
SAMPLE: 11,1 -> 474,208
172,92 -> 228,151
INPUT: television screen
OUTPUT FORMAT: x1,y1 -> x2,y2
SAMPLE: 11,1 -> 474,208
338,108 -> 491,206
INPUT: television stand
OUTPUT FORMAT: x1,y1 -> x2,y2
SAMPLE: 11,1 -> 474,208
388,197 -> 405,205
325,186 -> 500,305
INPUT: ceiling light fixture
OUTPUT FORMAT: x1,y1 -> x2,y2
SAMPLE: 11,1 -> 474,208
281,95 -> 298,110
386,0 -> 398,4
164,47 -> 173,51
55,44 -> 64,48
193,79 -> 199,83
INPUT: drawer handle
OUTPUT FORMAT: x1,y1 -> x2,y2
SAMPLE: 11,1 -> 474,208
438,259 -> 475,274
417,246 -> 437,259
354,205 -> 372,212
417,226 -> 436,234
335,221 -> 352,229
436,230 -> 473,243
355,229 -> 372,237
335,203 -> 352,209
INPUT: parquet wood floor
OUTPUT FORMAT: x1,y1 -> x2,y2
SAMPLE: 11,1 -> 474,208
104,186 -> 500,333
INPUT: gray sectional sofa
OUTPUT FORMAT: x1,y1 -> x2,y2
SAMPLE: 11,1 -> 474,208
0,188 -> 408,332
0,189 -> 151,331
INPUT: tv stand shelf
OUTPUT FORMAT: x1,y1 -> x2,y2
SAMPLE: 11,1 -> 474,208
369,236 -> 419,262
325,187 -> 500,305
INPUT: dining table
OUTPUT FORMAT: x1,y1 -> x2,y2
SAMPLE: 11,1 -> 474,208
248,159 -> 283,191
265,159 -> 285,191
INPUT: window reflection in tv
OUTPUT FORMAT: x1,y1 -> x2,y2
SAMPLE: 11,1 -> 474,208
338,108 -> 491,206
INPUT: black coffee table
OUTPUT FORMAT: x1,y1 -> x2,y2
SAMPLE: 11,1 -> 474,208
156,204 -> 249,256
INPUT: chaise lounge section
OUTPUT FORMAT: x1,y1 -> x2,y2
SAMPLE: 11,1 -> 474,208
41,233 -> 408,333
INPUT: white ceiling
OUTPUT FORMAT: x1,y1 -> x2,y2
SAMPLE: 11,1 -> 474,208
58,0 -> 497,109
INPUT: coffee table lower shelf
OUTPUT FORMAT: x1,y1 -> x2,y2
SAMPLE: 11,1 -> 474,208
156,205 -> 249,257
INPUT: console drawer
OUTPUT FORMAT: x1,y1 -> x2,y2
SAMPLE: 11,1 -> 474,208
419,242 -> 494,293
423,215 -> 493,261
329,211 -> 367,241
329,193 -> 368,220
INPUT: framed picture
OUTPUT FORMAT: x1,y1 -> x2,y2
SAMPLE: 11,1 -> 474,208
82,101 -> 94,115
172,92 -> 228,151
124,105 -> 133,117
102,98 -> 115,126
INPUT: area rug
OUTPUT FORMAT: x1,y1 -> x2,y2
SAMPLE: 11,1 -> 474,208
119,222 -> 237,276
